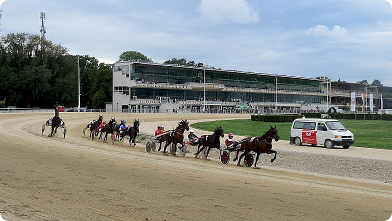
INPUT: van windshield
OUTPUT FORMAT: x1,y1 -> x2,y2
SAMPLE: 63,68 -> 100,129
325,121 -> 346,130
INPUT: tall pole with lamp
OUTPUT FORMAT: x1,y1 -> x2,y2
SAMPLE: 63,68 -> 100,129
77,57 -> 81,112
203,66 -> 206,112
275,74 -> 278,113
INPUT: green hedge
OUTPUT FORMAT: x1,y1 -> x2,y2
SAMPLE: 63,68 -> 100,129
251,114 -> 300,122
251,113 -> 392,122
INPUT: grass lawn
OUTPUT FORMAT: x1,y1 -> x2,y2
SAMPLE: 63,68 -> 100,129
191,119 -> 392,150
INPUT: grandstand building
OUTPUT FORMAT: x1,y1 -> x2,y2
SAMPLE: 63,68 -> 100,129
107,62 -> 392,113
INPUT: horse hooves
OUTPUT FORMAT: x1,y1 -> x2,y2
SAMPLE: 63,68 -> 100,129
233,158 -> 237,162
271,159 -> 275,163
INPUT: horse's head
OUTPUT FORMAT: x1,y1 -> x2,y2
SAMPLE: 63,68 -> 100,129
268,125 -> 280,142
109,118 -> 116,125
183,120 -> 189,131
213,126 -> 224,138
134,119 -> 140,128
98,115 -> 103,122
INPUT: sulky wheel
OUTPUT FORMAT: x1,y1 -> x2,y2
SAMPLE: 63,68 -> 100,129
146,141 -> 152,153
244,153 -> 254,167
42,124 -> 45,136
220,150 -> 230,165
151,140 -> 156,152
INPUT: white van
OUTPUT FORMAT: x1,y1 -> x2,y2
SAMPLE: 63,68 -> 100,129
290,118 -> 354,149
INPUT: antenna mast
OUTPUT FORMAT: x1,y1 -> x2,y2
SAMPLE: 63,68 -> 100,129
40,12 -> 46,39
0,10 -> 2,36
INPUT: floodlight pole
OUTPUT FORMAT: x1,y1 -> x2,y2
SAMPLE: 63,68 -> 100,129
77,57 -> 81,112
326,81 -> 329,111
203,66 -> 206,112
275,74 -> 278,113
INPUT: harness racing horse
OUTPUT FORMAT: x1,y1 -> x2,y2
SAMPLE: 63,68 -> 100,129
90,115 -> 103,138
50,108 -> 64,137
118,119 -> 140,147
97,118 -> 117,141
112,119 -> 140,147
194,126 -> 224,159
158,120 -> 189,155
233,126 -> 280,168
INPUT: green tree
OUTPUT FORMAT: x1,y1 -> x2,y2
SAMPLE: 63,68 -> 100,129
119,51 -> 152,62
164,58 -> 187,65
315,76 -> 330,81
371,79 -> 383,86
0,32 -> 73,108
88,63 -> 112,109
357,79 -> 368,85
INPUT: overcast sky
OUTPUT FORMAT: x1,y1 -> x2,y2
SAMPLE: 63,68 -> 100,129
1,0 -> 392,86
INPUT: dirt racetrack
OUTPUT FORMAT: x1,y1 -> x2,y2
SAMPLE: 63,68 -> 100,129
0,112 -> 391,221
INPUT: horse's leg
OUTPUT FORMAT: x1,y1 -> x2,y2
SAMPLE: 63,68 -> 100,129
157,137 -> 163,151
163,141 -> 170,155
195,145 -> 205,158
270,150 -> 277,163
205,147 -> 211,159
197,142 -> 201,153
233,150 -> 240,161
237,149 -> 250,166
254,153 -> 261,168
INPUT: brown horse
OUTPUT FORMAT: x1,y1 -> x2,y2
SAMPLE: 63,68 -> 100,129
50,108 -> 64,137
90,115 -> 103,138
119,119 -> 140,147
96,118 -> 117,141
158,120 -> 189,155
194,126 -> 224,159
233,126 -> 280,168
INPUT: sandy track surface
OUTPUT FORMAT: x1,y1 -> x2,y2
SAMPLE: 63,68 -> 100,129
0,112 -> 391,221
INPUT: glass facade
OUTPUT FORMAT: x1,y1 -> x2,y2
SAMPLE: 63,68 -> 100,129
121,63 -> 323,104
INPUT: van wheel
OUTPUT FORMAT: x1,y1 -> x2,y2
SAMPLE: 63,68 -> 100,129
294,137 -> 302,146
324,140 -> 334,149
342,145 -> 350,149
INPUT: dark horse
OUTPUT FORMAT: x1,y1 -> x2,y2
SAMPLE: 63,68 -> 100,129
194,126 -> 224,159
90,115 -> 103,139
50,108 -> 63,136
233,126 -> 280,168
96,118 -> 117,141
116,119 -> 140,147
158,120 -> 189,155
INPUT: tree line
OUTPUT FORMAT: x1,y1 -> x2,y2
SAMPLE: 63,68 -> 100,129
0,33 -> 112,109
0,35 -> 209,109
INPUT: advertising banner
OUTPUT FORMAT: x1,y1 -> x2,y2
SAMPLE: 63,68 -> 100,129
369,94 -> 374,112
350,92 -> 356,112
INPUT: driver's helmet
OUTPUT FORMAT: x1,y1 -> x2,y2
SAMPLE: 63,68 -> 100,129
103,121 -> 106,124
189,129 -> 194,133
228,133 -> 233,137
158,125 -> 162,128
123,121 -> 126,124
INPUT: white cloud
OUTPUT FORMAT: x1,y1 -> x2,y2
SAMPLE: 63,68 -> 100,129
386,0 -> 392,7
0,0 -> 7,7
306,25 -> 348,39
198,0 -> 259,24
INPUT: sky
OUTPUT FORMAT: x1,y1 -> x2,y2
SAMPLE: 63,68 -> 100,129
1,0 -> 392,86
